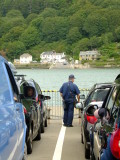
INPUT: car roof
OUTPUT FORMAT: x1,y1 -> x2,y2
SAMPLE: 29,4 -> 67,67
93,83 -> 113,89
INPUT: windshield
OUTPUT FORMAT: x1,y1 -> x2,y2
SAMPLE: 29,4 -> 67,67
0,63 -> 12,106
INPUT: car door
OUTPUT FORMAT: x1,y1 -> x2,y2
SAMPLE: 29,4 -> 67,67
5,63 -> 26,160
0,61 -> 25,160
93,87 -> 118,159
34,82 -> 41,125
20,82 -> 37,135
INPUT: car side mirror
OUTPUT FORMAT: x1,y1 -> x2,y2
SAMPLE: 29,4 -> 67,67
44,96 -> 51,100
76,102 -> 83,110
38,94 -> 51,101
80,94 -> 85,100
23,86 -> 36,99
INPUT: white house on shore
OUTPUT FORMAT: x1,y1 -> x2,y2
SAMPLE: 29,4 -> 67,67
40,51 -> 66,63
79,50 -> 100,61
20,53 -> 32,64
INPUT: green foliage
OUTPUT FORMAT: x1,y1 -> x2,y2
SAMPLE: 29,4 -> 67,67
84,12 -> 108,36
20,26 -> 40,49
2,26 -> 25,42
40,8 -> 58,18
41,16 -> 69,42
115,27 -> 120,42
0,0 -> 120,64
67,27 -> 82,44
2,41 -> 26,60
26,13 -> 38,24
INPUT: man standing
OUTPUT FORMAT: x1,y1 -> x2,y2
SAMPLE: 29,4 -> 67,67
59,74 -> 80,127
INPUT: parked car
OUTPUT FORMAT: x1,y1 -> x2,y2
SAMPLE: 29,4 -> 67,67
27,79 -> 51,133
15,75 -> 41,154
0,56 -> 27,160
79,83 -> 113,159
90,76 -> 120,160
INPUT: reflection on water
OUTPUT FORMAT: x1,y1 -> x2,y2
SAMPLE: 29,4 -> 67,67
17,68 -> 120,90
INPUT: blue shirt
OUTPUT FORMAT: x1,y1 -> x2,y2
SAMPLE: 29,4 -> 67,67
59,81 -> 80,103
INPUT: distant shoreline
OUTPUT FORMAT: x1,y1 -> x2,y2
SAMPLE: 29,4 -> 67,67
15,63 -> 120,69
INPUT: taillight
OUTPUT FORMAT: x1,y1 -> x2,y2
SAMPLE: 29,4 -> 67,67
24,107 -> 27,114
110,129 -> 120,159
36,96 -> 38,102
86,114 -> 97,124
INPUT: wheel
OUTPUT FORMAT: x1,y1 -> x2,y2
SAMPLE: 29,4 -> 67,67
35,125 -> 41,140
85,140 -> 90,159
81,127 -> 84,144
90,149 -> 95,160
45,118 -> 47,127
22,143 -> 27,160
81,133 -> 84,144
27,127 -> 33,154
41,122 -> 45,133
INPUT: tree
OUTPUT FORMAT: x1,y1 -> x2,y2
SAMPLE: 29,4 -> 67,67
41,16 -> 69,42
115,27 -> 120,42
83,12 -> 108,36
40,8 -> 58,18
20,26 -> 40,49
66,27 -> 82,44
89,36 -> 102,49
2,41 -> 26,60
101,32 -> 114,45
26,13 -> 38,24
2,26 -> 25,42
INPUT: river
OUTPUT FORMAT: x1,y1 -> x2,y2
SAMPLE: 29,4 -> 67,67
17,68 -> 120,90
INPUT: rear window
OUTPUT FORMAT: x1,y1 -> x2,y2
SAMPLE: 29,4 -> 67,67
0,64 -> 12,105
91,88 -> 110,102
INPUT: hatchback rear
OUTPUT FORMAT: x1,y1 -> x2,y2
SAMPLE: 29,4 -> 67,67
90,77 -> 120,160
80,83 -> 112,159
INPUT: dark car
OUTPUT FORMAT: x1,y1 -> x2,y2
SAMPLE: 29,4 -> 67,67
79,83 -> 113,159
27,79 -> 50,133
90,76 -> 120,160
15,75 -> 41,154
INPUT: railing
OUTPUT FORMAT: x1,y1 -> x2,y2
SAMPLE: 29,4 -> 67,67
42,89 -> 90,119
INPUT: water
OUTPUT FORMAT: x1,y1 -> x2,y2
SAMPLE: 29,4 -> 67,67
17,68 -> 120,90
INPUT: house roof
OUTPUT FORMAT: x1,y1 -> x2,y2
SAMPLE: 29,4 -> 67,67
80,51 -> 99,56
41,51 -> 64,56
20,53 -> 32,58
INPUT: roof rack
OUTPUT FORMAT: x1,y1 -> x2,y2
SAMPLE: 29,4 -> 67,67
14,74 -> 26,81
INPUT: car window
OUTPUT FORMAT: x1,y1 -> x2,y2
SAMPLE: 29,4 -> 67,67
5,63 -> 19,101
91,88 -> 109,101
107,88 -> 117,112
20,82 -> 29,94
85,88 -> 109,106
109,89 -> 120,126
35,82 -> 42,95
0,63 -> 12,105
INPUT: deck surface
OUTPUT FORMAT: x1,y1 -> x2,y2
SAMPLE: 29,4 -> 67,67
28,119 -> 86,160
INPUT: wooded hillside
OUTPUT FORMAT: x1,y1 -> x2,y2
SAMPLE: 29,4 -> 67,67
0,0 -> 120,63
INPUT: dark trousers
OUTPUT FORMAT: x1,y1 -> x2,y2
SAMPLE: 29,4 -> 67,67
63,102 -> 74,126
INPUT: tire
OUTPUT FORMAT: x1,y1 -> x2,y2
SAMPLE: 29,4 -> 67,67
27,127 -> 33,154
41,122 -> 45,133
35,125 -> 41,140
85,140 -> 90,159
81,133 -> 84,144
45,118 -> 47,127
90,147 -> 95,160
22,143 -> 27,160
